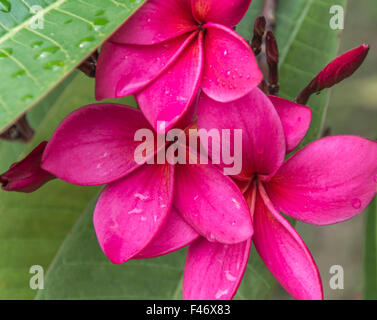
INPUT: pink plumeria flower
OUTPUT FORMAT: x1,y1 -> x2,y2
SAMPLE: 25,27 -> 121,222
95,0 -> 262,133
181,88 -> 377,300
41,103 -> 253,264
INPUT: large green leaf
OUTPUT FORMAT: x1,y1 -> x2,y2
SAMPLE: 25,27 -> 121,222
364,196 -> 377,300
0,0 -> 145,133
37,1 -> 346,300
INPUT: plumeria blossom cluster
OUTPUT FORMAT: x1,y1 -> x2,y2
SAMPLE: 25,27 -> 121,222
1,0 -> 377,300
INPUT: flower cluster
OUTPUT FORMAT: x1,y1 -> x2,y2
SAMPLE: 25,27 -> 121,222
1,0 -> 376,300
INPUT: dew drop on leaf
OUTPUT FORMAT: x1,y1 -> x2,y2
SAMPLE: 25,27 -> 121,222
0,0 -> 11,13
76,36 -> 95,49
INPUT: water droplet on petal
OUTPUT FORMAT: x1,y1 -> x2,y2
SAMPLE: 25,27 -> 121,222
215,289 -> 229,299
351,198 -> 361,209
225,270 -> 237,282
128,208 -> 142,215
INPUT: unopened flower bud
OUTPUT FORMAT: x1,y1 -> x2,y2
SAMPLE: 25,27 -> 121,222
297,44 -> 370,105
251,16 -> 266,55
0,141 -> 55,193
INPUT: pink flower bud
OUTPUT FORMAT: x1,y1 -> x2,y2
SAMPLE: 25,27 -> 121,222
297,44 -> 369,105
0,141 -> 55,193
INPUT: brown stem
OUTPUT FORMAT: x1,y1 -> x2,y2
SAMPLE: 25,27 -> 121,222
0,115 -> 34,143
261,0 -> 278,32
258,0 -> 279,95
77,50 -> 99,78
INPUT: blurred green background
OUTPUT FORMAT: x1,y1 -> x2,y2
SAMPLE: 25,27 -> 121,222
273,0 -> 377,299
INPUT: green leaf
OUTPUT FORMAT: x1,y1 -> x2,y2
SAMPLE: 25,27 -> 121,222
37,197 -> 188,300
364,195 -> 377,299
0,0 -> 145,132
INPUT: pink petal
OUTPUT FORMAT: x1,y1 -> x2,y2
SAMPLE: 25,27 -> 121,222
253,182 -> 323,300
201,23 -> 262,102
183,238 -> 251,300
136,33 -> 203,133
191,0 -> 252,26
265,136 -> 377,225
268,95 -> 312,153
93,163 -> 174,264
96,33 -> 195,100
174,157 -> 253,244
197,89 -> 286,181
111,0 -> 197,45
42,104 -> 153,186
136,207 -> 200,259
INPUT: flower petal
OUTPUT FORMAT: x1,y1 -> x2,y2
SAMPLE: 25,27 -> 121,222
96,33 -> 195,100
197,89 -> 286,180
265,136 -> 377,225
93,163 -> 174,264
191,0 -> 251,26
183,238 -> 251,300
42,104 -> 153,186
137,207 -> 200,259
201,23 -> 262,102
136,33 -> 203,133
254,182 -> 323,300
174,158 -> 253,244
111,0 -> 197,45
268,95 -> 312,153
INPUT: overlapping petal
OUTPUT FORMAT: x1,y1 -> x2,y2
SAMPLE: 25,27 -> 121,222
136,33 -> 203,133
197,89 -> 286,180
96,33 -> 195,100
93,163 -> 174,264
42,104 -> 153,186
137,207 -> 200,259
183,238 -> 251,300
111,0 -> 197,45
269,95 -> 312,153
201,23 -> 262,102
265,136 -> 377,225
253,183 -> 323,300
191,0 -> 252,26
174,155 -> 253,244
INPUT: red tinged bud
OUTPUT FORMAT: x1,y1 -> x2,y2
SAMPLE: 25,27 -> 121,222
0,141 -> 55,193
266,31 -> 279,95
297,44 -> 370,105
